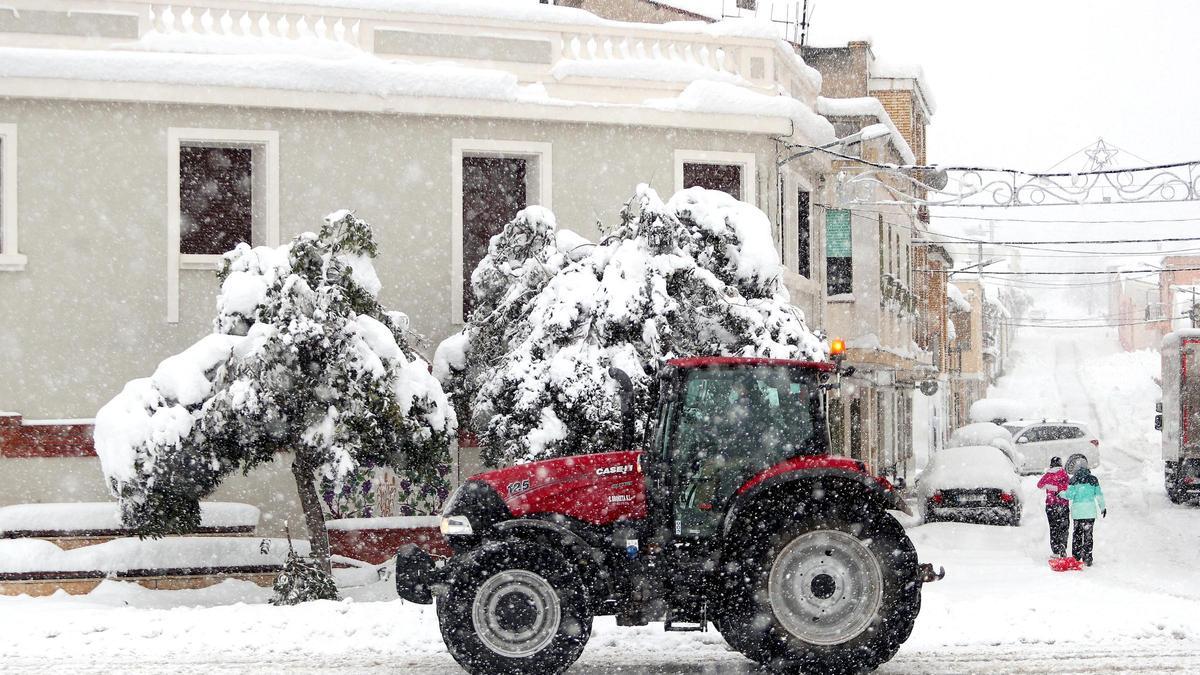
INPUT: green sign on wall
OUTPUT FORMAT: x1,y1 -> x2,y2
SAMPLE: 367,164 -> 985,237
826,209 -> 852,257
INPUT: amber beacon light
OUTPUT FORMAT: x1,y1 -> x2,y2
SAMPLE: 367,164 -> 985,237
830,339 -> 846,357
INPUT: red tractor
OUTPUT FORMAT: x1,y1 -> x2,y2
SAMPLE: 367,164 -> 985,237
396,356 -> 942,674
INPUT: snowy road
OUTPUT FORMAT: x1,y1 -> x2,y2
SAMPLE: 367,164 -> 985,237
2,327 -> 1198,674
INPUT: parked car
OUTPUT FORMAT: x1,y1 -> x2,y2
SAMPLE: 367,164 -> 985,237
1002,419 -> 1100,474
949,422 -> 1025,468
919,445 -> 1022,526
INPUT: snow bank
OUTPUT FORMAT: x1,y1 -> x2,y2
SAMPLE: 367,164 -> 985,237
0,537 -> 307,574
0,503 -> 259,534
1079,348 -> 1162,464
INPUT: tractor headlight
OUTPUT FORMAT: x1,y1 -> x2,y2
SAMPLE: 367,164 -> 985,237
440,514 -> 474,536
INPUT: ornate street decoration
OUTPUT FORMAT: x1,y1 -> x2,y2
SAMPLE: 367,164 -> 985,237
834,138 -> 1200,208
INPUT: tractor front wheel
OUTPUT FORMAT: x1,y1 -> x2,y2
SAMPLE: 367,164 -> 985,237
436,541 -> 593,675
716,501 -> 921,674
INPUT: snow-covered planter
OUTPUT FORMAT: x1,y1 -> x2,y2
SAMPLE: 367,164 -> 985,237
92,211 -> 455,598
438,186 -> 825,467
325,516 -> 450,565
0,536 -> 306,578
0,502 -> 259,538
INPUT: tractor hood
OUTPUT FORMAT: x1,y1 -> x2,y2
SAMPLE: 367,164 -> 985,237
466,450 -> 647,527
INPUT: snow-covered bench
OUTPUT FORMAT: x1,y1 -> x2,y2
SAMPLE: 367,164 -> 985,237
0,502 -> 260,549
326,516 -> 449,565
0,536 -> 305,597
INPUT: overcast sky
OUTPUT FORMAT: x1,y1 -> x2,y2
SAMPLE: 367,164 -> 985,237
793,0 -> 1200,277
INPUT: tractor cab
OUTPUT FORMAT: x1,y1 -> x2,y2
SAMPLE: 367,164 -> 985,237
648,358 -> 834,540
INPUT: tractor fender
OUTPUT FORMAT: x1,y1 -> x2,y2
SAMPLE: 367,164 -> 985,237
723,467 -> 909,538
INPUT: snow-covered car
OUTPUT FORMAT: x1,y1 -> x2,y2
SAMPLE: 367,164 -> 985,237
919,445 -> 1022,526
948,422 -> 1024,469
968,398 -> 1028,425
1002,420 -> 1099,474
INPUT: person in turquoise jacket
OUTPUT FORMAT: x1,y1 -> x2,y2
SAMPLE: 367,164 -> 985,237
1060,467 -> 1107,566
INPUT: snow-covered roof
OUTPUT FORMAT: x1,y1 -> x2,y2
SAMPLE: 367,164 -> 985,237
0,0 -> 831,140
869,57 -> 937,115
947,283 -> 972,313
816,96 -> 916,165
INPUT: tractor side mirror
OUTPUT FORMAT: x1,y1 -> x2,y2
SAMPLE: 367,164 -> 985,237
1017,436 -> 1029,444
1155,414 -> 1163,431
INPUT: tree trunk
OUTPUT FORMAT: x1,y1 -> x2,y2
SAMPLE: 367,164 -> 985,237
291,458 -> 332,577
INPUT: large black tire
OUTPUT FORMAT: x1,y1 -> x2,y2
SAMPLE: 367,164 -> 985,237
716,499 -> 921,674
436,541 -> 593,675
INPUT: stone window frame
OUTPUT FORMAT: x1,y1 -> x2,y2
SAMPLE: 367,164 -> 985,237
450,138 -> 552,324
673,149 -> 757,205
0,123 -> 24,272
166,127 -> 279,323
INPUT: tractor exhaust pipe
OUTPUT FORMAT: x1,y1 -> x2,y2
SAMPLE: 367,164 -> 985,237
608,366 -> 635,451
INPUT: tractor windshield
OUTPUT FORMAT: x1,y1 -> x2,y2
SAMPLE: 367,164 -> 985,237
669,365 -> 826,479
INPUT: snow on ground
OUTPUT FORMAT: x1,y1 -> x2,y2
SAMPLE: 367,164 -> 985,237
2,321 -> 1198,673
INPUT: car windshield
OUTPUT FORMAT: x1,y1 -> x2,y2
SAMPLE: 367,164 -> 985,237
669,365 -> 826,474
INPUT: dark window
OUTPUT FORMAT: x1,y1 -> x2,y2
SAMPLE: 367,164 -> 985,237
797,190 -> 811,278
462,156 -> 528,318
179,146 -> 253,255
683,162 -> 742,200
827,258 -> 853,295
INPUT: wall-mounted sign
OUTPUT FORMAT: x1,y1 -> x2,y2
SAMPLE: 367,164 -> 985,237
826,209 -> 852,257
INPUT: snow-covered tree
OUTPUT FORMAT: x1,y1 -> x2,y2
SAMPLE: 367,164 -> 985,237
436,186 -> 825,467
94,211 -> 455,594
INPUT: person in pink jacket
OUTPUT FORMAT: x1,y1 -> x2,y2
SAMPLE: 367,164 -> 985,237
1037,457 -> 1071,557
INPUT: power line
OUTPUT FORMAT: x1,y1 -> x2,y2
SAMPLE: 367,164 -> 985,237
926,212 -> 1200,225
923,267 -> 1200,276
1002,316 -> 1187,328
937,249 -> 1200,259
982,276 -> 1154,288
791,143 -> 1200,178
920,236 -> 1200,246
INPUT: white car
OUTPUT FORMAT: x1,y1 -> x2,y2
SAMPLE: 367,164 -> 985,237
948,422 -> 1024,468
919,445 -> 1022,526
1002,419 -> 1100,475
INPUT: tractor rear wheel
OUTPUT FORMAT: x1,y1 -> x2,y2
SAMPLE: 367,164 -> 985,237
436,541 -> 592,675
716,500 -> 921,674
